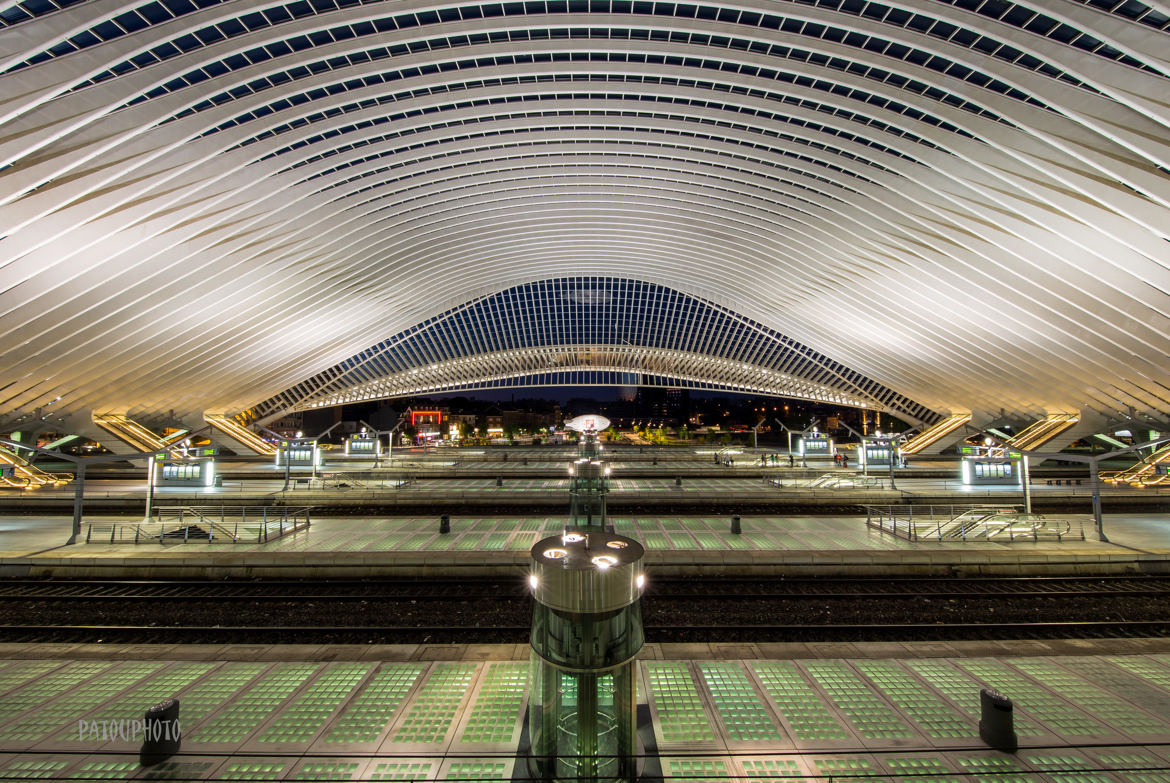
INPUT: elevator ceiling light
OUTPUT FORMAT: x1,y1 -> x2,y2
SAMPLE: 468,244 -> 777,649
543,548 -> 568,560
592,555 -> 618,569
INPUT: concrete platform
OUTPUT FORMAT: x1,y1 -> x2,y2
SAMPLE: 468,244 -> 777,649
2,513 -> 1170,578
1,639 -> 1170,781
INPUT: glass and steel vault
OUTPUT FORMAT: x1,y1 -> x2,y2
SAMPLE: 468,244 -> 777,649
251,278 -> 935,424
1,1 -> 1168,432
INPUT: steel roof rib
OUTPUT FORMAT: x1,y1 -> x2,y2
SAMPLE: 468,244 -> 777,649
0,0 -> 1167,430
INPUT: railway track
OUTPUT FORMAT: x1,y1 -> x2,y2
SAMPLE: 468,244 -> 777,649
2,576 -> 1169,600
2,621 -> 1168,645
4,576 -> 1169,644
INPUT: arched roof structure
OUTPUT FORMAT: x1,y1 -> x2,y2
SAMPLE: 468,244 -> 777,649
1,0 -> 1168,431
250,277 -> 936,423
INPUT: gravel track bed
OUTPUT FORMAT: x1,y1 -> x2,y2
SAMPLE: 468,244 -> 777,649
5,583 -> 1170,646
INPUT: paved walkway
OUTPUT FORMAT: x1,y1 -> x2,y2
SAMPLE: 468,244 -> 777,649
4,513 -> 1169,558
0,640 -> 1169,781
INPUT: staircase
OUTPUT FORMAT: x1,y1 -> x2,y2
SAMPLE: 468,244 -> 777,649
900,414 -> 971,455
1007,413 -> 1080,451
204,414 -> 277,455
1103,442 -> 1170,487
0,445 -> 71,488
92,413 -> 166,452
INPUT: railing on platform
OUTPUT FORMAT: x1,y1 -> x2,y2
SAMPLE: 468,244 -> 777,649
85,506 -> 312,544
310,471 -> 416,490
764,472 -> 887,490
865,504 -> 1085,543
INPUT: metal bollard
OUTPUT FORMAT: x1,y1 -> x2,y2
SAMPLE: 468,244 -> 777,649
139,698 -> 181,766
675,476 -> 682,487
730,515 -> 742,535
496,476 -> 503,487
439,514 -> 450,534
978,688 -> 1017,752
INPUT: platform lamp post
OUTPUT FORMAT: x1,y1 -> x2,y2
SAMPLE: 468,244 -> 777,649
309,421 -> 343,482
979,434 -> 1030,514
144,452 -> 158,521
363,417 -> 406,469
0,429 -> 212,546
1018,435 -> 1170,543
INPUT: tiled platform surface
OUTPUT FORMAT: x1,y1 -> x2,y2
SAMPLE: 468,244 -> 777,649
3,513 -> 1170,578
2,640 -> 1170,781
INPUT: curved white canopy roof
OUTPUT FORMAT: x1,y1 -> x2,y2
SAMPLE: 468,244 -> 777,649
1,0 -> 1168,430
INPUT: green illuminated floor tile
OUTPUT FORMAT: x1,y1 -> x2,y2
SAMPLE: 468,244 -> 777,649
954,753 -> 1033,783
509,532 -> 538,550
1089,749 -> 1170,783
0,661 -> 64,697
905,660 -> 1044,737
191,663 -> 320,743
0,661 -> 113,726
482,532 -> 510,550
640,533 -> 669,549
399,533 -> 435,551
258,663 -> 371,744
1021,752 -> 1114,782
460,662 -> 526,744
54,661 -> 216,741
368,760 -> 437,780
750,661 -> 850,741
722,534 -> 754,550
744,533 -> 779,550
1107,656 -> 1170,693
810,757 -> 882,779
379,534 -> 408,549
173,663 -> 269,725
697,662 -> 782,742
1009,658 -> 1168,736
692,529 -> 730,547
955,660 -> 1108,737
646,662 -> 716,743
139,759 -> 218,780
802,661 -> 914,740
73,759 -> 141,779
444,761 -> 510,780
854,660 -> 973,739
741,758 -> 805,779
0,758 -> 70,778
0,661 -> 163,743
219,760 -> 293,780
453,534 -> 484,551
884,756 -> 961,782
325,663 -> 425,744
291,761 -> 362,780
391,663 -> 476,744
666,758 -> 734,782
